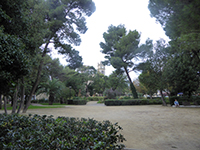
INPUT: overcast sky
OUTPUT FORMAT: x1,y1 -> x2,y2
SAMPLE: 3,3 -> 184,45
51,0 -> 169,80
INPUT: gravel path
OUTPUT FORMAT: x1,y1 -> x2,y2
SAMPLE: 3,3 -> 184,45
1,101 -> 200,150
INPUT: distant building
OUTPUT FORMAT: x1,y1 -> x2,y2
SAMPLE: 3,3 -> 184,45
97,62 -> 105,75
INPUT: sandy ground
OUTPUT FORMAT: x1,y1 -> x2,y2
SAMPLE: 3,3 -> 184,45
1,101 -> 200,150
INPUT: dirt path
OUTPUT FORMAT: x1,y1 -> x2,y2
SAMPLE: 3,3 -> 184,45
1,101 -> 200,150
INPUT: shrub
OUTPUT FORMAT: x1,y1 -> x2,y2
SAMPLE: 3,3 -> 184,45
148,99 -> 162,105
169,96 -> 197,106
122,96 -> 132,99
0,114 -> 125,150
73,100 -> 87,105
87,96 -> 104,101
104,89 -> 117,99
31,100 -> 38,103
105,99 -> 162,106
67,99 -> 73,104
67,99 -> 87,105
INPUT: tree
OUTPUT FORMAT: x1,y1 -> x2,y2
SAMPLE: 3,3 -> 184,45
76,65 -> 97,96
164,51 -> 200,97
148,0 -> 200,63
0,0 -> 45,95
23,0 -> 96,113
138,39 -> 170,105
107,71 -> 128,92
133,79 -> 148,96
138,71 -> 157,99
0,0 -> 47,113
92,73 -> 108,96
100,25 -> 148,98
39,78 -> 62,105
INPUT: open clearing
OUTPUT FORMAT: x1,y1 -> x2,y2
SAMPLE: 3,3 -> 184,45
1,101 -> 200,150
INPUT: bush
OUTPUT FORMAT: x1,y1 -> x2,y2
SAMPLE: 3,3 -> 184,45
169,96 -> 200,106
31,100 -> 38,103
104,89 -> 117,99
148,99 -> 162,105
87,96 -> 104,101
105,99 -> 161,106
170,96 -> 193,106
73,100 -> 87,105
0,114 -> 126,150
67,99 -> 87,105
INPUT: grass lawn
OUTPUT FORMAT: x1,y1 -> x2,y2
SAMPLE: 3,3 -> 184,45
2,103 -> 66,110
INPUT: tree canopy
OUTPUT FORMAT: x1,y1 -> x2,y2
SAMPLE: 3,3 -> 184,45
100,25 -> 140,98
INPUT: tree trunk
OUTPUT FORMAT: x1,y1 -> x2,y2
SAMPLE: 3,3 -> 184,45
12,81 -> 19,114
17,77 -> 25,114
23,41 -> 50,113
49,93 -> 54,105
0,95 -> 2,109
124,67 -> 138,99
60,98 -> 63,104
150,92 -> 153,99
160,90 -> 167,106
4,96 -> 7,114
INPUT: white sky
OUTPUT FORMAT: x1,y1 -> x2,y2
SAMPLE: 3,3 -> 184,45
51,0 -> 169,80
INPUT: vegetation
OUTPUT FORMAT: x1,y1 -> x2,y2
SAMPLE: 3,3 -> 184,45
0,114 -> 125,149
0,0 -> 96,113
1,0 -> 199,112
105,99 -> 162,106
100,25 -> 153,98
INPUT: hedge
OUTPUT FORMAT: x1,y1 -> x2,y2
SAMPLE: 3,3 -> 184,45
67,99 -> 87,105
169,96 -> 200,106
73,100 -> 87,105
0,114 -> 125,150
105,99 -> 162,106
87,97 -> 104,101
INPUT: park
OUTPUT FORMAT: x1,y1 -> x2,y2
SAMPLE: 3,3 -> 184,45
1,0 -> 200,149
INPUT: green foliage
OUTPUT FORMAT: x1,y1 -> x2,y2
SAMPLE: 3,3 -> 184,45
169,96 -> 200,106
73,100 -> 87,105
67,98 -> 87,105
130,83 -> 138,99
87,96 -> 104,101
107,71 -> 129,92
148,0 -> 200,99
104,89 -> 118,99
92,73 -> 108,95
104,99 -> 162,106
0,28 -> 29,94
164,52 -> 199,97
100,24 -> 147,98
0,114 -> 125,149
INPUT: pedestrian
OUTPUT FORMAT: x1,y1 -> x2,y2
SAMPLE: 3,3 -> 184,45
174,99 -> 179,107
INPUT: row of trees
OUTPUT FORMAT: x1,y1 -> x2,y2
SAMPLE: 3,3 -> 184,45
135,0 -> 200,105
30,56 -> 130,105
100,0 -> 200,106
0,0 -> 96,113
1,0 -> 199,111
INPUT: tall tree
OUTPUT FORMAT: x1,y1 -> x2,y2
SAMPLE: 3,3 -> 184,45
100,25 -> 152,98
148,0 -> 200,62
138,71 -> 157,99
23,0 -> 96,113
0,0 -> 47,113
147,39 -> 170,105
164,51 -> 200,97
100,25 -> 137,98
